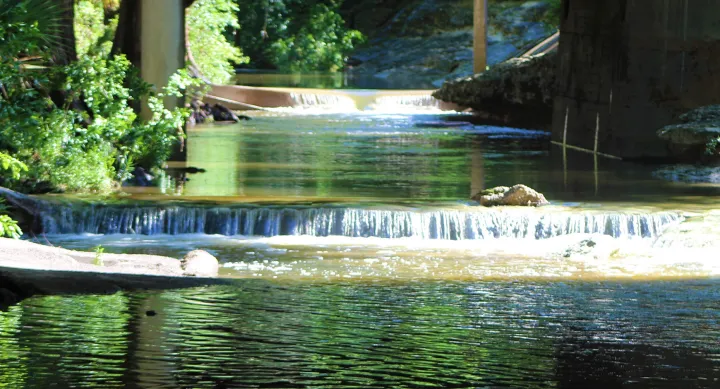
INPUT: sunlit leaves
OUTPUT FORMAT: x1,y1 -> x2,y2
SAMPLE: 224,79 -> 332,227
187,0 -> 248,83
269,3 -> 364,72
0,153 -> 27,180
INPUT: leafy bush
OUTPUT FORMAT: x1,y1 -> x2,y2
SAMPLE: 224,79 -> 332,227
269,3 -> 364,72
0,200 -> 22,239
706,137 -> 720,156
0,2 -> 197,193
75,0 -> 118,57
187,0 -> 248,83
235,0 -> 364,72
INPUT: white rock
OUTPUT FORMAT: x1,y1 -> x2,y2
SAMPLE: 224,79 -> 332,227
181,250 -> 219,277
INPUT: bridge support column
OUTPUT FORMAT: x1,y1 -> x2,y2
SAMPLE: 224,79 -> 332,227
140,0 -> 185,117
140,0 -> 186,160
552,0 -> 720,159
473,0 -> 487,74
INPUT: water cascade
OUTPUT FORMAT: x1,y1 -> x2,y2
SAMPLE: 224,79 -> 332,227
285,90 -> 456,112
289,92 -> 359,111
36,203 -> 683,240
366,95 -> 445,111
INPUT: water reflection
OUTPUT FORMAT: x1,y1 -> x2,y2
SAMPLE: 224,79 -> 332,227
176,112 -> 720,206
1,280 -> 718,388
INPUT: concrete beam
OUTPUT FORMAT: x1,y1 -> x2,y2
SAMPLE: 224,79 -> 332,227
473,0 -> 488,73
140,0 -> 185,116
552,0 -> 720,159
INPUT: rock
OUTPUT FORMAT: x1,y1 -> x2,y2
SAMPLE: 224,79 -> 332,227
472,184 -> 549,206
188,100 -> 250,125
678,105 -> 720,123
657,123 -> 720,146
652,164 -> 720,183
559,235 -> 623,261
656,105 -> 720,161
181,250 -> 219,277
131,166 -> 154,187
433,51 -> 557,130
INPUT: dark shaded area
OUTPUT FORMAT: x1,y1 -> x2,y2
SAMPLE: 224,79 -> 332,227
555,339 -> 719,389
552,0 -> 720,159
0,266 -> 233,311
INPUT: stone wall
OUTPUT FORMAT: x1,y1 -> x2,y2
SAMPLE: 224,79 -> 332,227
552,0 -> 720,159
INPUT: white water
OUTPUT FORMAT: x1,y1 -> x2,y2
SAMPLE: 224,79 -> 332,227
36,203 -> 683,240
286,91 -> 451,113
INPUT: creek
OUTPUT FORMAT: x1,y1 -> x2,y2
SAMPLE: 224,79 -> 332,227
2,90 -> 720,388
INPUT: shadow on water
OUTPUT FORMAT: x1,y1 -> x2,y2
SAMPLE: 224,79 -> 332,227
1,279 -> 719,388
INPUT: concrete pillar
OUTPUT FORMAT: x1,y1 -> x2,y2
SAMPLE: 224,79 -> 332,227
140,0 -> 185,116
473,0 -> 488,74
552,0 -> 720,159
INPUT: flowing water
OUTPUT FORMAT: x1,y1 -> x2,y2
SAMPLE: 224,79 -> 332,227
3,98 -> 720,387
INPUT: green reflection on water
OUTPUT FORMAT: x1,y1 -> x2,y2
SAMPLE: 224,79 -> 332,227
174,113 -> 720,207
0,281 -> 719,388
1,294 -> 131,388
0,305 -> 26,388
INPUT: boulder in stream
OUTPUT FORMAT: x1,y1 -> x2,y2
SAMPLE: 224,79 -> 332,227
657,104 -> 720,161
433,51 -> 557,130
472,184 -> 549,206
181,250 -> 219,277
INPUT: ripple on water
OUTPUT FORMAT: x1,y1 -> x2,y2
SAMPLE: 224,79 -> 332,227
0,280 -> 719,388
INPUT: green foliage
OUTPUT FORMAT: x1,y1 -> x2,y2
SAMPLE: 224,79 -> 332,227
0,200 -> 22,239
0,153 -> 28,180
1,4 -> 198,193
269,3 -> 364,72
0,0 -> 64,53
74,0 -> 118,57
93,244 -> 104,266
706,137 -> 720,156
538,0 -> 561,28
235,0 -> 364,72
187,0 -> 248,83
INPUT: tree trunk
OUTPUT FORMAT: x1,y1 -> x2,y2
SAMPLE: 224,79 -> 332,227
111,0 -> 142,67
55,0 -> 77,65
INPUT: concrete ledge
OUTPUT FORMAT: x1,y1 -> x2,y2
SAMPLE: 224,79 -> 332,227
0,237 -> 234,310
0,266 -> 233,311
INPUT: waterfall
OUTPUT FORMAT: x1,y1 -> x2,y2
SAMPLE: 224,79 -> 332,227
367,95 -> 444,110
289,92 -> 358,111
36,203 -> 683,240
285,91 -> 452,112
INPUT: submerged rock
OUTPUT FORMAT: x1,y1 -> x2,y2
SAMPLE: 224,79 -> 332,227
657,105 -> 720,160
472,184 -> 549,206
433,51 -> 557,130
678,105 -> 720,123
556,235 -> 625,261
188,100 -> 251,126
653,164 -> 720,183
657,123 -> 720,146
181,250 -> 219,277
